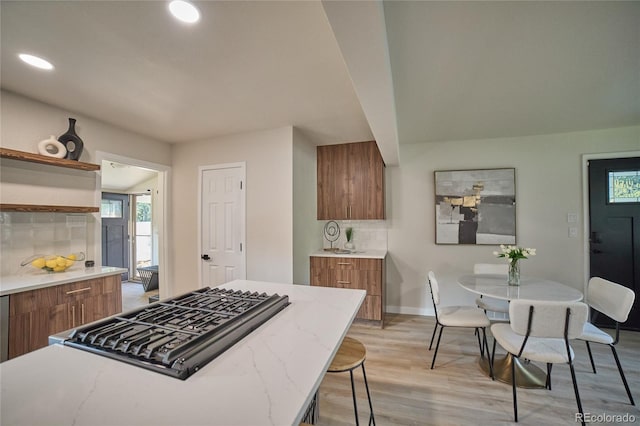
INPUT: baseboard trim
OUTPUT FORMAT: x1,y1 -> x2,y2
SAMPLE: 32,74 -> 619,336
386,305 -> 434,317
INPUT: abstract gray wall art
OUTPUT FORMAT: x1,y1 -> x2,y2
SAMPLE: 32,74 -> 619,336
435,168 -> 516,245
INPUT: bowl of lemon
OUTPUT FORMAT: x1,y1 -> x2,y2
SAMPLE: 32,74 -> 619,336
21,252 -> 86,273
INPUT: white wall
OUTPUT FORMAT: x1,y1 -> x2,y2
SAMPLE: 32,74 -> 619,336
292,128 -> 323,285
1,91 -> 172,167
170,127 -> 295,294
386,125 -> 640,315
1,91 -> 171,208
125,175 -> 158,194
0,91 -> 172,267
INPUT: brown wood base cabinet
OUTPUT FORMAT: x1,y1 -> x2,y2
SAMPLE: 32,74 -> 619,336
6,275 -> 122,359
310,256 -> 385,327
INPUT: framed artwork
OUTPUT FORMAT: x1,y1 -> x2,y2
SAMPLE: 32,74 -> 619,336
435,168 -> 516,245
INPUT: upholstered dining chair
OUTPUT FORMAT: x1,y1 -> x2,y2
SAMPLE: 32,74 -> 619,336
577,277 -> 635,405
491,299 -> 589,425
427,271 -> 493,374
474,263 -> 510,316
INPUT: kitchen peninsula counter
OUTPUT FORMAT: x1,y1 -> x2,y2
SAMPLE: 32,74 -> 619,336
0,280 -> 365,426
0,266 -> 126,296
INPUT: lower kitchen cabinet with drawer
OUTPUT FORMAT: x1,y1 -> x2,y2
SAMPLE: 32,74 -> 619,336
5,275 -> 122,359
310,256 -> 385,327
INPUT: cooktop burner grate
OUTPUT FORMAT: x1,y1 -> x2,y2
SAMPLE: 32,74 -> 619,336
64,287 -> 290,380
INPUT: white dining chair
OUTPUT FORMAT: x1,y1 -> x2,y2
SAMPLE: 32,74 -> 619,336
427,271 -> 493,374
474,263 -> 509,316
491,299 -> 589,425
577,277 -> 635,405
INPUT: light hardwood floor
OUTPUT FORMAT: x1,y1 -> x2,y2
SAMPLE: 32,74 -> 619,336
121,280 -> 158,312
316,314 -> 640,426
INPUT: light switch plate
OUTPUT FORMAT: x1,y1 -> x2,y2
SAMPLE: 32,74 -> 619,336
567,213 -> 578,223
569,227 -> 578,238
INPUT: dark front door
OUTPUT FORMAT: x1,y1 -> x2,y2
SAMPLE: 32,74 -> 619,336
588,157 -> 640,330
101,192 -> 130,281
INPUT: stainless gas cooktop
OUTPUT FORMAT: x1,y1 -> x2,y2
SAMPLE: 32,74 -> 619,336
62,287 -> 290,379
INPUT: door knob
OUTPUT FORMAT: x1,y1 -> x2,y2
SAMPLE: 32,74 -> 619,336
201,254 -> 211,260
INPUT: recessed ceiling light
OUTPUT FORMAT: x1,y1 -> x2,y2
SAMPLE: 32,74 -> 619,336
18,53 -> 54,70
169,0 -> 200,24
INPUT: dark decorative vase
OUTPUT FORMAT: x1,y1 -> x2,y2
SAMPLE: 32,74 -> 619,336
58,118 -> 84,161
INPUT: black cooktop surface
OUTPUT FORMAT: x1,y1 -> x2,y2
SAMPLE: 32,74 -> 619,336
64,287 -> 290,379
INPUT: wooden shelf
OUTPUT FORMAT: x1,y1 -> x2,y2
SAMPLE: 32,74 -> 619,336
0,147 -> 100,171
0,204 -> 99,213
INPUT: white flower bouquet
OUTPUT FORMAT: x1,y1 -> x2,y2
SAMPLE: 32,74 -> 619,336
493,245 -> 536,266
494,245 -> 536,285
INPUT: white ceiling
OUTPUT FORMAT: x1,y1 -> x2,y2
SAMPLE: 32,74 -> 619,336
1,1 -> 373,146
1,1 -> 639,168
383,1 -> 640,144
101,161 -> 158,192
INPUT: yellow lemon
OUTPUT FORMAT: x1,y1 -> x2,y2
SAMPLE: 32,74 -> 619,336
65,259 -> 74,267
31,257 -> 46,269
45,259 -> 58,269
67,254 -> 77,260
56,256 -> 66,266
53,265 -> 66,272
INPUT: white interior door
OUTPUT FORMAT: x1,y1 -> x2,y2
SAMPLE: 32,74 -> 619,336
200,163 -> 246,287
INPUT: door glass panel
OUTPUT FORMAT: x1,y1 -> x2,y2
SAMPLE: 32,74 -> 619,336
135,194 -> 152,274
608,170 -> 640,203
101,199 -> 123,218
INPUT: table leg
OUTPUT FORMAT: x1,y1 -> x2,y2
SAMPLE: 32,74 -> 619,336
479,354 -> 547,389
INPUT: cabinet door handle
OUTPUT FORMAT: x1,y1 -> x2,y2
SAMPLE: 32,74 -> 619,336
337,262 -> 351,265
346,206 -> 348,218
81,303 -> 85,324
349,205 -> 352,218
66,287 -> 91,295
337,280 -> 350,284
71,305 -> 76,328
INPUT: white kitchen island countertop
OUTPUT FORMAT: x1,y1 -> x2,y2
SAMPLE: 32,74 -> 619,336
0,266 -> 127,296
0,279 -> 366,426
311,249 -> 387,259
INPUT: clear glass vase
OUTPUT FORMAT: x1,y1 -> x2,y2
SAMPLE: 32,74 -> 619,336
508,261 -> 520,286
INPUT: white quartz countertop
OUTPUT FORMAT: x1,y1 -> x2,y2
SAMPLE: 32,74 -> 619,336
311,249 -> 387,259
0,266 -> 127,296
0,279 -> 366,426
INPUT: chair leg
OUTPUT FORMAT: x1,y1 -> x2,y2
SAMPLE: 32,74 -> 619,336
482,328 -> 494,379
361,363 -> 376,426
546,363 -> 552,390
431,326 -> 444,369
610,344 -> 635,405
512,354 -> 518,422
585,341 -> 597,373
475,328 -> 484,357
429,323 -> 439,350
568,360 -> 585,426
349,369 -> 360,426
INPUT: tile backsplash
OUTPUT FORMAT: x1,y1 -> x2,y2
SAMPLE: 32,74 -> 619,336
0,212 -> 89,276
321,220 -> 387,251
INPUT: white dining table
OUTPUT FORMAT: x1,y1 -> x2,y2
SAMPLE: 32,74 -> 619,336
458,273 -> 584,303
458,273 -> 584,388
